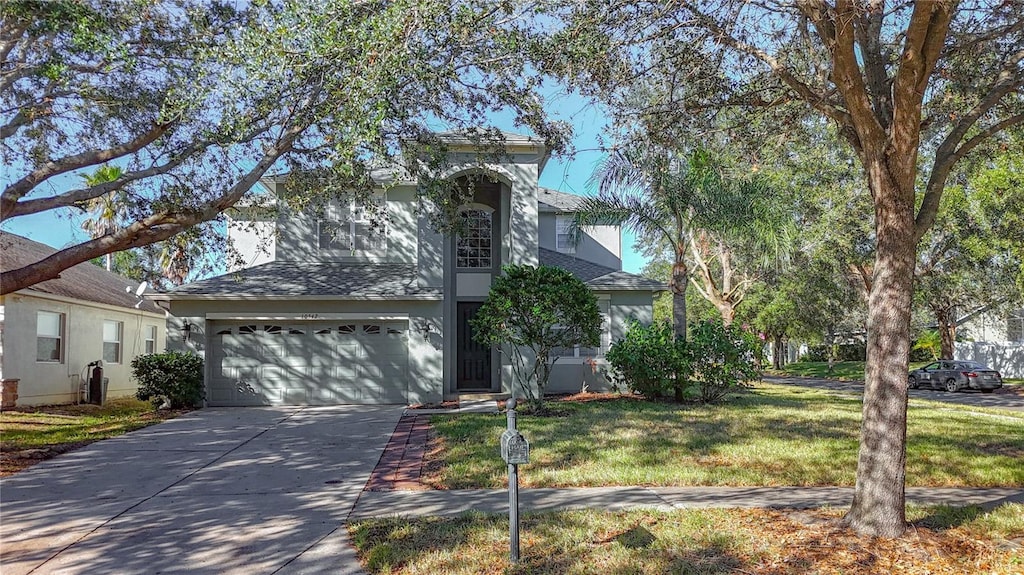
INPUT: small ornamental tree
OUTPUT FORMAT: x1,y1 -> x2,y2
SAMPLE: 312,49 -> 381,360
472,265 -> 601,405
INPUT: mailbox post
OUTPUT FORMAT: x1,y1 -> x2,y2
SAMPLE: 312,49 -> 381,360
500,397 -> 529,563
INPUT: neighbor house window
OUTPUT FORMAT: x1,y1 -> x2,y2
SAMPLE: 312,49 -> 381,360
36,311 -> 64,363
317,201 -> 385,253
555,215 -> 576,253
456,209 -> 492,268
103,320 -> 123,364
145,325 -> 157,354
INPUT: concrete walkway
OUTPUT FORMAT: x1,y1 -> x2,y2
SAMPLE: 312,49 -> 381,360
351,486 -> 1024,520
1,406 -> 403,575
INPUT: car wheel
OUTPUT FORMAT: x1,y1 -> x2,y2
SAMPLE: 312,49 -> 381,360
945,378 -> 959,393
908,375 -> 918,389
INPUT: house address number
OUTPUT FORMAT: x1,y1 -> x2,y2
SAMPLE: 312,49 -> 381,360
300,313 -> 320,319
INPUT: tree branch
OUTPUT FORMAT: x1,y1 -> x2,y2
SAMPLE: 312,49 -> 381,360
1,120 -> 176,219
915,112 -> 1024,241
0,120 -> 304,295
686,3 -> 854,129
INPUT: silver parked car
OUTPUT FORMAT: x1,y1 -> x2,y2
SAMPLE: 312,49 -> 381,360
908,360 -> 1003,393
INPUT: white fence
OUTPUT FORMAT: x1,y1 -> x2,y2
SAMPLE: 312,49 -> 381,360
955,341 -> 1024,378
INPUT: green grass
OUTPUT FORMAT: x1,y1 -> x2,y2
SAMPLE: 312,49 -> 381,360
771,360 -> 870,380
1,398 -> 181,474
349,503 -> 1024,575
775,360 -> 1024,385
426,384 -> 1024,489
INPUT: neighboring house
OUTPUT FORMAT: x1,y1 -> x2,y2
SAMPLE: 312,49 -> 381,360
0,232 -> 166,406
153,132 -> 663,406
956,305 -> 1024,378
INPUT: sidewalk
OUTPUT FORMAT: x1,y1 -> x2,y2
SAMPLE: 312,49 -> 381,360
351,486 -> 1024,520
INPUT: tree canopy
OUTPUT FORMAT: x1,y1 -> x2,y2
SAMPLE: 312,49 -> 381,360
1,0 -> 571,294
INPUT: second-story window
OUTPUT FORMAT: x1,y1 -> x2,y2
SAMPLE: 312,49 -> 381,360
456,208 -> 492,269
317,200 -> 385,254
555,215 -> 576,254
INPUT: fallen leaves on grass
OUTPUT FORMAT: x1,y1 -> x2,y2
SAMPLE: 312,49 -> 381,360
350,507 -> 1024,575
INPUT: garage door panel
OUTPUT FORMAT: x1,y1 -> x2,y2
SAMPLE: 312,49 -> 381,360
207,319 -> 409,406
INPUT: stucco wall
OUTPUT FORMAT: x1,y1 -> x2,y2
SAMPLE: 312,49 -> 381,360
1,293 -> 165,405
226,214 -> 276,272
166,298 -> 444,405
538,212 -> 622,270
267,185 -> 418,265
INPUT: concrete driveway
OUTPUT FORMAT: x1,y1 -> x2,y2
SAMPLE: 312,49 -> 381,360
1,406 -> 403,575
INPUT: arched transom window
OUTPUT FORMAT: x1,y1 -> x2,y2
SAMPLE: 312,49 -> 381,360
456,208 -> 492,269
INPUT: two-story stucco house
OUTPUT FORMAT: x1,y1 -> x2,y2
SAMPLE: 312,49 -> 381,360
154,133 -> 662,406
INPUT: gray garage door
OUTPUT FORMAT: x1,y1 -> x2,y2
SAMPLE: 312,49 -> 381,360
207,320 -> 409,406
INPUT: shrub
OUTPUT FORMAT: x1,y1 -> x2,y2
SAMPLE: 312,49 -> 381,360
605,321 -> 689,400
132,351 -> 205,409
688,320 -> 763,403
606,320 -> 762,403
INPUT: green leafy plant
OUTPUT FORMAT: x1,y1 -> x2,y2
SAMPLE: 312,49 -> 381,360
688,320 -> 763,403
471,265 -> 602,406
607,320 -> 761,403
912,330 -> 943,361
605,321 -> 690,400
132,352 -> 205,409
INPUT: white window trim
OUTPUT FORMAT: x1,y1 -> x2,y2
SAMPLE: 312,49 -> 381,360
103,320 -> 123,364
555,215 -> 576,254
144,325 -> 158,354
317,200 -> 382,254
456,204 -> 495,270
36,310 -> 64,364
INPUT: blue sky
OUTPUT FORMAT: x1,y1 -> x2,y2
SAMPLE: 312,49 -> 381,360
1,92 -> 646,276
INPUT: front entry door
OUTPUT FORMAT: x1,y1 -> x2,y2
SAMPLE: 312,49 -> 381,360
457,302 -> 491,390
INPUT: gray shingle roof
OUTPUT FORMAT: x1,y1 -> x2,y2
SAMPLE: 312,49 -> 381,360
168,261 -> 441,298
0,232 -> 163,313
538,187 -> 584,212
539,248 -> 665,291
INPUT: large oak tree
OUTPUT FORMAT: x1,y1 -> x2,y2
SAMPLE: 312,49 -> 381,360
549,0 -> 1024,536
1,0 -> 569,294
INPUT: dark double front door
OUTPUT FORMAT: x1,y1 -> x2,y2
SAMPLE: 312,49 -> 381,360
457,302 -> 492,390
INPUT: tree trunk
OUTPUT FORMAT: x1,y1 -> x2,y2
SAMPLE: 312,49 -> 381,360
843,171 -> 915,538
671,254 -> 688,339
718,303 -> 736,326
773,334 -> 783,370
936,308 -> 956,359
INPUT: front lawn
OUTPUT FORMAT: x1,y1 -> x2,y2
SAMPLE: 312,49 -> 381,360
425,384 -> 1024,489
770,360 -> 872,380
0,398 -> 186,476
775,360 -> 1024,385
350,503 -> 1024,575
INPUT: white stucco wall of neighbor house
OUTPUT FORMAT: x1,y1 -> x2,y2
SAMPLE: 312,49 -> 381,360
0,293 -> 165,405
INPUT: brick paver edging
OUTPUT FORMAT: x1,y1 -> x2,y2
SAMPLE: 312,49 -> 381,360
365,414 -> 431,491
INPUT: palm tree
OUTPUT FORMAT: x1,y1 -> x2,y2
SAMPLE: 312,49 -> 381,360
571,147 -> 719,335
572,146 -> 792,331
80,165 -> 126,271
